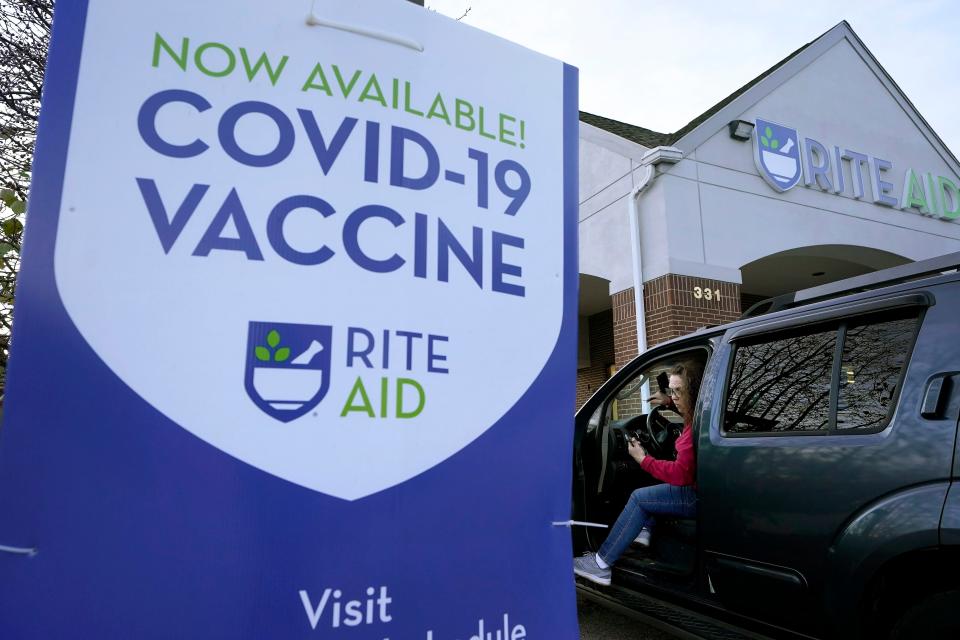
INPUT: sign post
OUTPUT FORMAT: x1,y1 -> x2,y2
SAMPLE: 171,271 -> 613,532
0,0 -> 579,637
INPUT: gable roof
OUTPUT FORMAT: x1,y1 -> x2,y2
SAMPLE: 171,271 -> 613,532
578,111 -> 671,148
580,21 -> 960,173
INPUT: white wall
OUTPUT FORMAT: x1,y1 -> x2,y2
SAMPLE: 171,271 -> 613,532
577,124 -> 645,293
577,34 -> 960,296
684,38 -> 960,275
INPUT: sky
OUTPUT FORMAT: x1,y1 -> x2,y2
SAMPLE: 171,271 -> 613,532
428,0 -> 960,155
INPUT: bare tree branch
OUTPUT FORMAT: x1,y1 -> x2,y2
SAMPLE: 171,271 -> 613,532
0,0 -> 53,393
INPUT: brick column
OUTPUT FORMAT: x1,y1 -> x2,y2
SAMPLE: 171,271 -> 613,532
611,288 -> 639,370
611,276 -> 741,372
644,274 -> 741,347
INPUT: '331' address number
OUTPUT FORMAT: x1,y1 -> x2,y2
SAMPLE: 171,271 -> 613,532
693,286 -> 721,302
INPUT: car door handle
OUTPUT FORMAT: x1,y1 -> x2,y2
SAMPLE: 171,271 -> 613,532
921,373 -> 956,419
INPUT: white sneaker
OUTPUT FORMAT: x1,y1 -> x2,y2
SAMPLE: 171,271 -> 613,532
634,528 -> 651,547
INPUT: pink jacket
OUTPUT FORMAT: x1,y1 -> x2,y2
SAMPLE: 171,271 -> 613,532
640,424 -> 696,486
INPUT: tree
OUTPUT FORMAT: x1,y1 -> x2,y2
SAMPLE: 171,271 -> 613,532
0,0 -> 52,395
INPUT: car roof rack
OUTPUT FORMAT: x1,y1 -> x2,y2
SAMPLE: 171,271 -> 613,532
741,251 -> 960,319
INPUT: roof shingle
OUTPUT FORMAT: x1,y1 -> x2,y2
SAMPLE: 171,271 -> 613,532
578,111 -> 670,148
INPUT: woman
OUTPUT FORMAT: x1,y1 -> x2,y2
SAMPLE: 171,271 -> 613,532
574,360 -> 702,586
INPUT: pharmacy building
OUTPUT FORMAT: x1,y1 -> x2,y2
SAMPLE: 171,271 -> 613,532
575,21 -> 960,407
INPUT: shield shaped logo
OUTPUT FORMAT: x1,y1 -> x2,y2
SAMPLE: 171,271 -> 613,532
754,118 -> 802,192
244,321 -> 332,422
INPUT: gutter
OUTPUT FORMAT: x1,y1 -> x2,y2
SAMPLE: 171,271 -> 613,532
627,145 -> 683,357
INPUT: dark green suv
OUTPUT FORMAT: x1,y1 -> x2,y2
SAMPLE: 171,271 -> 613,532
573,252 -> 960,640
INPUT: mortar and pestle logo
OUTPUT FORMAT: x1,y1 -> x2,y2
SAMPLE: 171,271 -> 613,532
245,323 -> 333,421
754,119 -> 802,192
759,126 -> 798,180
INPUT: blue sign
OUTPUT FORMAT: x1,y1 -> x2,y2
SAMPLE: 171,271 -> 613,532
754,118 -> 802,192
0,0 -> 580,637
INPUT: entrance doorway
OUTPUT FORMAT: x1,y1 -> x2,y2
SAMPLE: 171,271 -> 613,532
577,274 -> 614,409
740,245 -> 911,312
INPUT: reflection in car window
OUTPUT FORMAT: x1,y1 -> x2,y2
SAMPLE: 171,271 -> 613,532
605,364 -> 682,427
587,404 -> 603,434
725,329 -> 836,433
607,374 -> 647,425
837,317 -> 917,431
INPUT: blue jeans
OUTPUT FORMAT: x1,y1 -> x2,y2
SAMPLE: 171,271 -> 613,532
598,483 -> 697,565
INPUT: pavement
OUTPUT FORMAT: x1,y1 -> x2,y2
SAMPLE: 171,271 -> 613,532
578,593 -> 680,640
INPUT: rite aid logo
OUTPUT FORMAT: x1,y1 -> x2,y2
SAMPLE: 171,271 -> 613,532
747,117 -> 959,220
753,118 -> 802,192
244,321 -> 332,422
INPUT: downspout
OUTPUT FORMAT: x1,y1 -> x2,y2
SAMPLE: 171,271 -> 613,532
594,146 -> 683,499
627,145 -> 683,359
628,164 -> 655,358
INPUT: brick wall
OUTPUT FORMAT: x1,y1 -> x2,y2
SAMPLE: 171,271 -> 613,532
643,275 -> 742,347
589,276 -> 742,409
575,310 -> 614,409
612,288 -> 639,370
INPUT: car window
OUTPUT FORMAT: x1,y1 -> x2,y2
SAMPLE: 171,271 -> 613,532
725,328 -> 837,433
606,374 -> 646,425
604,363 -> 683,427
836,316 -> 917,431
724,311 -> 921,436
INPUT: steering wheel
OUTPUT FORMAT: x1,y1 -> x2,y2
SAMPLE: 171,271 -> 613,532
636,404 -> 674,459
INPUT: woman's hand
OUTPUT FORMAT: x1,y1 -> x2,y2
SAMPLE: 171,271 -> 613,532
628,438 -> 647,465
649,391 -> 674,410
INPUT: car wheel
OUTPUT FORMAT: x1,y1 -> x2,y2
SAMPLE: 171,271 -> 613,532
889,591 -> 960,640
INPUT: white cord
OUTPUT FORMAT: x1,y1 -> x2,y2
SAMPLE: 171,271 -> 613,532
0,544 -> 37,556
306,0 -> 424,52
551,520 -> 609,529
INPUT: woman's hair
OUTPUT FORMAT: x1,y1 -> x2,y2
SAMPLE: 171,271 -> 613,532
668,360 -> 704,423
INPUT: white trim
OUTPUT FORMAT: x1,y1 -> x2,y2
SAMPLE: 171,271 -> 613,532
666,259 -> 744,284
639,258 -> 744,285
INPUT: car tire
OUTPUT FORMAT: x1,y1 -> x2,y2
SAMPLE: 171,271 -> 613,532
889,590 -> 960,640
